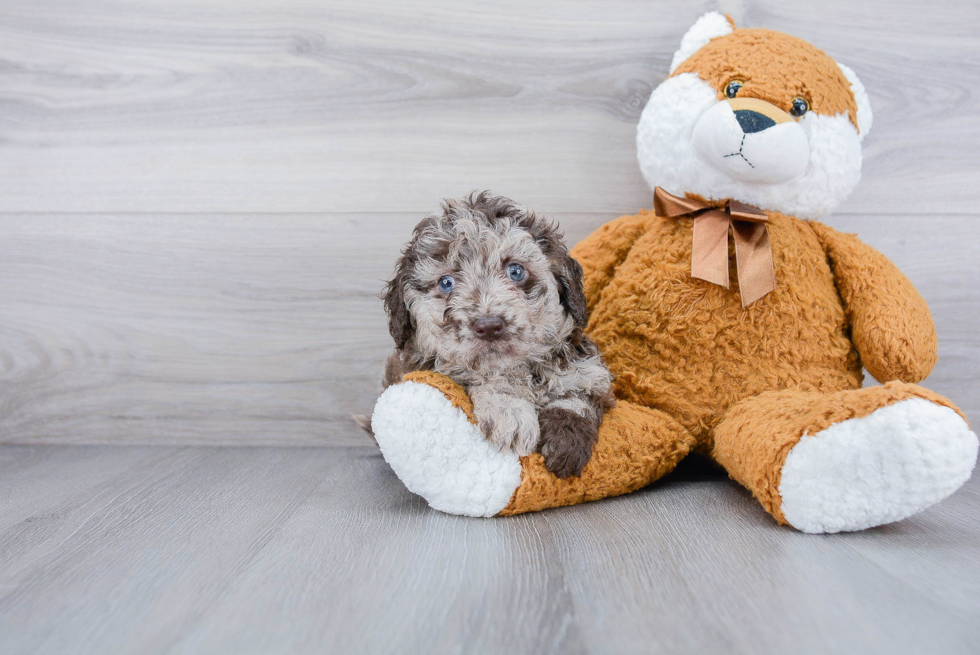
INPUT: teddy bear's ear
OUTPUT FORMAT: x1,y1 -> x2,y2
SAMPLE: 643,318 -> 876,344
669,11 -> 734,74
837,62 -> 874,140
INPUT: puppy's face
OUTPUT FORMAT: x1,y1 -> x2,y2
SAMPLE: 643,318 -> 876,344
384,193 -> 587,375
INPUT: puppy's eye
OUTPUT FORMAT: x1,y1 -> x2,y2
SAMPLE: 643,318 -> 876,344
725,80 -> 743,98
437,275 -> 455,293
789,97 -> 809,117
506,263 -> 526,282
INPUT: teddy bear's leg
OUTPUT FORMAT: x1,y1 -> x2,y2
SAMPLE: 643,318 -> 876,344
501,394 -> 696,515
711,382 -> 978,533
371,371 -> 696,517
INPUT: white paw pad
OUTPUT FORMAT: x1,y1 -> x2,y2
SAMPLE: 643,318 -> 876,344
779,398 -> 979,533
371,382 -> 523,517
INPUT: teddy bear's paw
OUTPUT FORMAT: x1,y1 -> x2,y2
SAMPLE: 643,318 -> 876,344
371,381 -> 523,517
778,398 -> 979,534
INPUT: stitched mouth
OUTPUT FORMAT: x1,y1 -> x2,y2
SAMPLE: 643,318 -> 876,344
723,134 -> 754,169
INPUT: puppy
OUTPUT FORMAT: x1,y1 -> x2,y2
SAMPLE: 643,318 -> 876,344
380,191 -> 614,478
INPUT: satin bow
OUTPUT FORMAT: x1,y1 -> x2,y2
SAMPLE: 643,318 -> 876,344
653,187 -> 776,307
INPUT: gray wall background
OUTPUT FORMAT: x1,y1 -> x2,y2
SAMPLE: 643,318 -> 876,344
1,0 -> 977,445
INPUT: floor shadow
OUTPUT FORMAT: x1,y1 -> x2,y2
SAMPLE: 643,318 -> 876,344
656,454 -> 729,483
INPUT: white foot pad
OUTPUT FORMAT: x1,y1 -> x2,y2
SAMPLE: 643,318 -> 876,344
372,381 -> 522,517
779,398 -> 979,533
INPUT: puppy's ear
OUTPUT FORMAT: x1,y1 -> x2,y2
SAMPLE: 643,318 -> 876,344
553,252 -> 588,328
382,260 -> 414,349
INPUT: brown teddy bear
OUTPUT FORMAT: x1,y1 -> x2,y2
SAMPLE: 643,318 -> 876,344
370,12 -> 978,533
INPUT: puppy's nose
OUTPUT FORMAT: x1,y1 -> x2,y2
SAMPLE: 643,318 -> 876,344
471,315 -> 507,341
734,109 -> 776,134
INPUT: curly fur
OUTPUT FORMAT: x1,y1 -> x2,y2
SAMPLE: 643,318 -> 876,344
381,191 -> 614,477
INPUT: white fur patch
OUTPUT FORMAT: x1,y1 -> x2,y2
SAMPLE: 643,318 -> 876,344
692,101 -> 810,184
837,63 -> 873,140
779,399 -> 979,534
372,381 -> 523,517
637,73 -> 863,218
669,11 -> 733,74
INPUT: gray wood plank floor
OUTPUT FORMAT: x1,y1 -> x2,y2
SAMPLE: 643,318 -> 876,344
1,445 -> 978,655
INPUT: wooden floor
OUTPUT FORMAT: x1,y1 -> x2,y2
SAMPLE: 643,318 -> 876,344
0,445 -> 978,655
2,0 -> 980,653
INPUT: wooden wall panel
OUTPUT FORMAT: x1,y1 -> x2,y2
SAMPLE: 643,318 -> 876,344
0,0 -> 977,214
1,213 -> 975,445
0,0 -> 976,444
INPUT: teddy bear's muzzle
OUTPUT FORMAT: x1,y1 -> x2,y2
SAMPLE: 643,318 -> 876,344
692,98 -> 810,185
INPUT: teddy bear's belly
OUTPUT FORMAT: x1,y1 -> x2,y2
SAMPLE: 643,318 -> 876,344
586,217 -> 862,444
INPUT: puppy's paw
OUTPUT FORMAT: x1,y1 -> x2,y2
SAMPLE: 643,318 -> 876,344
538,408 -> 598,478
473,392 -> 540,457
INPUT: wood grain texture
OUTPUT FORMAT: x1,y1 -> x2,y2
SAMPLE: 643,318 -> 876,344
1,212 -> 976,445
0,445 -> 978,655
0,213 -> 399,446
0,0 -> 978,214
1,3 -> 977,652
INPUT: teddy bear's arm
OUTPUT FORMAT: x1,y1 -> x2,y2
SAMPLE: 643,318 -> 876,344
570,213 -> 650,313
807,220 -> 937,383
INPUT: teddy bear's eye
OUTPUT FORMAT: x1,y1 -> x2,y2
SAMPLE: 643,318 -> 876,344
790,97 -> 809,117
725,80 -> 743,98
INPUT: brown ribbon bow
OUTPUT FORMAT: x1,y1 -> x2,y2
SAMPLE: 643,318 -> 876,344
653,186 -> 776,307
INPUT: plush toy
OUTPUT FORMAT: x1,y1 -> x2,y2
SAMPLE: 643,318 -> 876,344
371,12 -> 978,532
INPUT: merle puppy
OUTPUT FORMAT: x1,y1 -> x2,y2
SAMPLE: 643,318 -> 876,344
380,191 -> 614,478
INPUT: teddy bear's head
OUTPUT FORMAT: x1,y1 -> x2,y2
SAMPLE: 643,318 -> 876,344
637,12 -> 873,219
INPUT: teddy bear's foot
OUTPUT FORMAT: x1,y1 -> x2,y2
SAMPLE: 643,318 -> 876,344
714,382 -> 978,534
371,372 -> 523,517
373,371 -> 696,516
779,397 -> 977,533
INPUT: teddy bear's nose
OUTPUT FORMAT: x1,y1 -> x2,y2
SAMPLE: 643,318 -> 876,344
734,110 -> 777,134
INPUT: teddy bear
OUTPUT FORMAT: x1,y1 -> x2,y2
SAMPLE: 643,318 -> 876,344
370,12 -> 978,533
